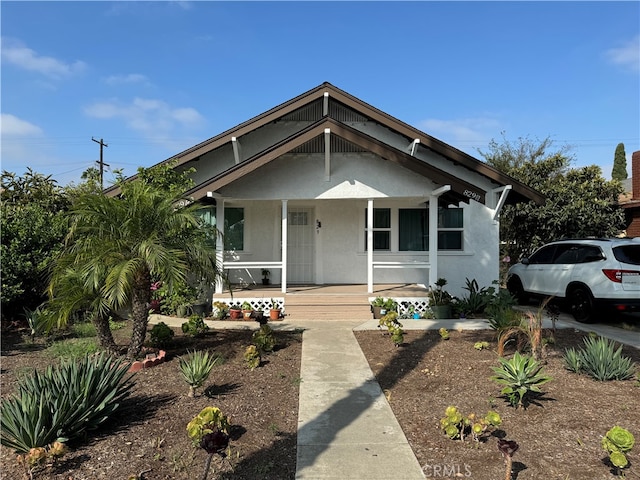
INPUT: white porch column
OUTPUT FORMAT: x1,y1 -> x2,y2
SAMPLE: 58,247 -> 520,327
428,186 -> 451,287
281,200 -> 288,293
367,198 -> 374,293
214,199 -> 225,294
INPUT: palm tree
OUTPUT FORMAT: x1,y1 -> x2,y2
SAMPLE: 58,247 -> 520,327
47,260 -> 118,353
50,180 -> 221,358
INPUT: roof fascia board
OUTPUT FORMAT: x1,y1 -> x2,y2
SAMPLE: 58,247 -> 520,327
324,85 -> 544,205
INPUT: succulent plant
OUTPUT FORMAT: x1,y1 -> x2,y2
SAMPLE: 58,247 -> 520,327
602,425 -> 635,453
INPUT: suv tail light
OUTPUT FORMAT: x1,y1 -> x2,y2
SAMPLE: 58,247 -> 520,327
602,269 -> 639,283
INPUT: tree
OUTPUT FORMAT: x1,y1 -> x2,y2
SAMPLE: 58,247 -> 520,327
479,135 -> 625,263
50,176 -> 221,358
1,169 -> 69,324
612,143 -> 628,181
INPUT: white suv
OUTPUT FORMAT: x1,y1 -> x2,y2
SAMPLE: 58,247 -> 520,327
507,238 -> 640,322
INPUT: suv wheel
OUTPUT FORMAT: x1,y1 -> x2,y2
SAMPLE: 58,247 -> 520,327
568,285 -> 594,323
507,276 -> 528,304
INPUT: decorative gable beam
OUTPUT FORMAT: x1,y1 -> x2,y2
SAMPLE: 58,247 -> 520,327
324,128 -> 331,180
232,137 -> 241,165
323,92 -> 329,116
409,139 -> 420,156
186,118 -> 486,204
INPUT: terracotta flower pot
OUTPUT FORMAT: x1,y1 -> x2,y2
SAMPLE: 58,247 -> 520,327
229,308 -> 242,320
270,309 -> 282,320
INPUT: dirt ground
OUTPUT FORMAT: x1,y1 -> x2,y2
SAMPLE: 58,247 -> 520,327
355,328 -> 640,480
1,325 -> 303,480
1,323 -> 639,480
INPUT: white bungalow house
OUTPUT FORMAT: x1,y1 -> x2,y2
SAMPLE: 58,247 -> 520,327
107,82 -> 543,302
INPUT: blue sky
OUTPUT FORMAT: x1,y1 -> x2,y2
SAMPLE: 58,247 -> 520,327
2,1 -> 639,187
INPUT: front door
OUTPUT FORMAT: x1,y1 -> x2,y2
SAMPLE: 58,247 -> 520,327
287,207 -> 314,284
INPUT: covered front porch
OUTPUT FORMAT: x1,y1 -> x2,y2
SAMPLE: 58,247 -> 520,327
212,283 -> 430,321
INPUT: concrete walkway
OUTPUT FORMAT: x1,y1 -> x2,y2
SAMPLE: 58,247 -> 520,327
295,321 -> 425,479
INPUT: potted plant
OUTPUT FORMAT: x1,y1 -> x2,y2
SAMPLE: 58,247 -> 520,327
269,298 -> 282,321
261,269 -> 271,285
229,303 -> 242,320
428,278 -> 454,319
211,301 -> 229,320
241,301 -> 253,320
371,297 -> 397,319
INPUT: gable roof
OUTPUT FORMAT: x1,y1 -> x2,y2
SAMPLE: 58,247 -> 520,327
105,82 -> 544,205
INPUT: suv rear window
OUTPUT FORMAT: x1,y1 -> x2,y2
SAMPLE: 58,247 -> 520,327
613,245 -> 640,265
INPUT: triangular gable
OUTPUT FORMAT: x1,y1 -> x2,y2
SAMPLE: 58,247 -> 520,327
186,118 -> 485,204
105,82 -> 544,205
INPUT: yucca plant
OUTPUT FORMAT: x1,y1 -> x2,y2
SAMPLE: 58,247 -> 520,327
577,336 -> 635,381
178,350 -> 219,397
490,351 -> 552,409
563,347 -> 582,373
1,353 -> 134,453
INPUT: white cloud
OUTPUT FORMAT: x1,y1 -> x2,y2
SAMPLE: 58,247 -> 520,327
0,113 -> 43,136
84,97 -> 205,148
1,37 -> 86,79
104,73 -> 150,86
419,117 -> 502,149
605,35 -> 640,72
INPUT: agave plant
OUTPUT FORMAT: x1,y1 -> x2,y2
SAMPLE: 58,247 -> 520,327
1,353 -> 134,453
490,351 -> 552,409
178,350 -> 219,397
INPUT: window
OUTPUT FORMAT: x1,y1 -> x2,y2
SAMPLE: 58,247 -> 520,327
399,209 -> 428,251
398,207 -> 463,251
196,205 -> 245,251
365,208 -> 390,251
437,207 -> 463,250
224,207 -> 244,251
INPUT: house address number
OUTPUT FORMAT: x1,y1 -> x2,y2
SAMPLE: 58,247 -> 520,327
462,189 -> 482,202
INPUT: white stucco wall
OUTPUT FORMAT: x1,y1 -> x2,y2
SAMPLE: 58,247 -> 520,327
216,149 -> 500,296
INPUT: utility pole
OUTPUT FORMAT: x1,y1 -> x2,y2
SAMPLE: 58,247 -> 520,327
92,137 -> 109,189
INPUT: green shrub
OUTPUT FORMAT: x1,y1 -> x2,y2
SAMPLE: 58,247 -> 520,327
150,322 -> 175,347
178,350 -> 219,397
573,336 -> 635,381
181,314 -> 209,338
457,278 -> 496,316
486,307 -> 523,334
252,324 -> 275,353
45,338 -> 99,359
108,318 -> 126,330
244,345 -> 261,370
490,351 -> 552,409
71,321 -> 97,338
0,353 -> 134,453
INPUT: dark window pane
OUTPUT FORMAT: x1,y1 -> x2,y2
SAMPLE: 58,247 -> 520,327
373,231 -> 390,250
438,208 -> 463,228
225,207 -> 244,251
438,231 -> 462,250
399,209 -> 428,251
365,208 -> 391,228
